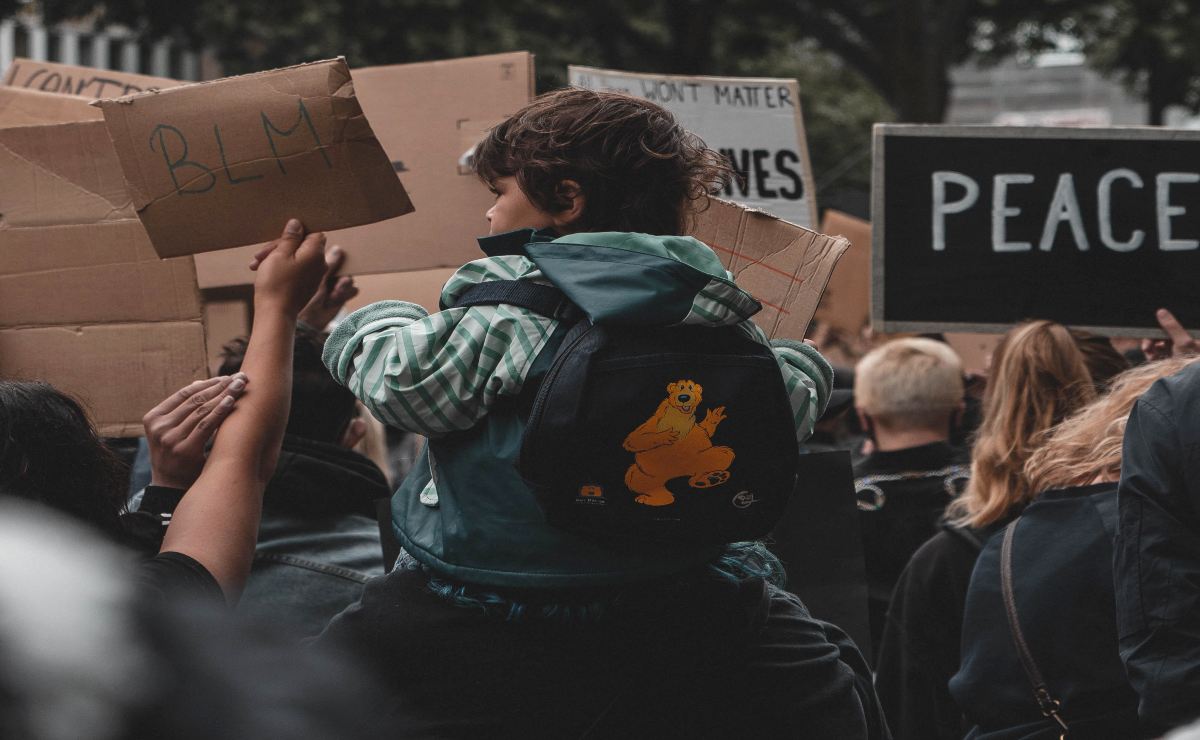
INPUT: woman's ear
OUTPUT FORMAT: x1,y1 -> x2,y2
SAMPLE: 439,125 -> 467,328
552,179 -> 586,231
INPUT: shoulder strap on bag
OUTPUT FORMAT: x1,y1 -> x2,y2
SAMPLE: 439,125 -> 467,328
448,279 -> 579,321
1000,519 -> 1070,739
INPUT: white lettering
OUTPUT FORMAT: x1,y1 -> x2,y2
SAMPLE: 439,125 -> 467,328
1097,168 -> 1145,251
931,171 -> 979,251
992,174 -> 1034,252
1039,173 -> 1089,251
1157,172 -> 1200,251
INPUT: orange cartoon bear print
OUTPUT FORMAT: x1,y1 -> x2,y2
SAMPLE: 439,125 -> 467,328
622,379 -> 735,506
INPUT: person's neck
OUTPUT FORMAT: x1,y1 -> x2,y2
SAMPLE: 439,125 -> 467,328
872,427 -> 949,453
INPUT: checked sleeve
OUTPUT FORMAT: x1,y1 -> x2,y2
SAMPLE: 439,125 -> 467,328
322,299 -> 556,438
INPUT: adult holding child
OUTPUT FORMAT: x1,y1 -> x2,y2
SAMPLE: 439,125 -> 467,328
318,89 -> 886,738
876,320 -> 1095,740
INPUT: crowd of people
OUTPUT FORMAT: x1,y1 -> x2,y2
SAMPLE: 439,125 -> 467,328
2,87 -> 1199,739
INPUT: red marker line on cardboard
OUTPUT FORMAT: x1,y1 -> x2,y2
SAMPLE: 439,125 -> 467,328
709,243 -> 806,287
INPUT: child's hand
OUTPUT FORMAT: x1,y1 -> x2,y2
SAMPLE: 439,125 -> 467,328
252,218 -> 329,317
298,245 -> 359,330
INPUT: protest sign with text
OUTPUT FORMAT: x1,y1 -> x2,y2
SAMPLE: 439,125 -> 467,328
569,65 -> 817,229
96,57 -> 413,258
873,125 -> 1200,336
191,52 -> 533,287
4,57 -> 180,98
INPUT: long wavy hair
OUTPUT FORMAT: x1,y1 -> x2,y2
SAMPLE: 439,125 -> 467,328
947,321 -> 1096,529
1025,356 -> 1200,493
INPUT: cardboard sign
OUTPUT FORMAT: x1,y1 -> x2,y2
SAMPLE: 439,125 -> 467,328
4,57 -> 181,98
769,450 -> 872,660
945,332 -> 999,375
815,210 -> 871,334
95,57 -> 414,258
192,52 -> 535,288
0,121 -> 207,436
691,198 -> 847,339
0,85 -> 102,127
874,125 -> 1200,336
569,65 -> 818,229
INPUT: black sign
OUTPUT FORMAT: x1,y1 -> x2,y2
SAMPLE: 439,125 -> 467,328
873,125 -> 1200,335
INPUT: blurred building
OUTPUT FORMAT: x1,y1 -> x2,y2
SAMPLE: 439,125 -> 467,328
0,10 -> 215,81
946,53 -> 1148,126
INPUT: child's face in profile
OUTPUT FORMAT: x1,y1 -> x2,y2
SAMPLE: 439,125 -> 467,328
486,176 -> 555,235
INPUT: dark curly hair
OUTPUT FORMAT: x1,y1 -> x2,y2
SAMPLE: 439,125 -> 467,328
0,381 -> 126,538
473,87 -> 733,235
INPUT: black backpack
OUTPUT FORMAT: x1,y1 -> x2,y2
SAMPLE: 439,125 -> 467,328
454,280 -> 801,544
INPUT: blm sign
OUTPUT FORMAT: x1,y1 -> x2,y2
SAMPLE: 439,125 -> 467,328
570,66 -> 817,229
873,125 -> 1200,336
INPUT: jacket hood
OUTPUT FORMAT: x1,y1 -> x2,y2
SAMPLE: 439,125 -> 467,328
476,228 -> 761,327
264,435 -> 389,518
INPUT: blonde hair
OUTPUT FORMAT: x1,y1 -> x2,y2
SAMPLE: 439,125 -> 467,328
855,338 -> 964,430
1024,356 -> 1200,493
948,321 -> 1096,528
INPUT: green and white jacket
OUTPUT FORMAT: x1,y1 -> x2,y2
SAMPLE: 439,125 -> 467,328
324,229 -> 832,588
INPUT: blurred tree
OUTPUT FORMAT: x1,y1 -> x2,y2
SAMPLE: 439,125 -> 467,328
779,0 -> 983,122
980,0 -> 1200,125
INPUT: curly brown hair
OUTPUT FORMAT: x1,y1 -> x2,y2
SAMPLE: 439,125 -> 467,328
473,87 -> 733,235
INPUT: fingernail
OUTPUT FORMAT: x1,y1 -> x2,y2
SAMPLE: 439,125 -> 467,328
1158,308 -> 1169,316
234,372 -> 248,381
329,245 -> 342,258
285,218 -> 303,235
229,378 -> 246,392
220,396 -> 235,408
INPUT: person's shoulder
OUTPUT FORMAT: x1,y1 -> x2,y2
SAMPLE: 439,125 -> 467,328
907,526 -> 986,575
1142,361 -> 1200,418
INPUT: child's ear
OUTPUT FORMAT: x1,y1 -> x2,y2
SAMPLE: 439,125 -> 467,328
552,179 -> 586,231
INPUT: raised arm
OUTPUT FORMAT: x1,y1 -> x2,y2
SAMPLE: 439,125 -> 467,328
160,219 -> 328,601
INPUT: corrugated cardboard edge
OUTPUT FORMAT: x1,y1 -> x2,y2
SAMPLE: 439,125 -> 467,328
90,56 -> 347,106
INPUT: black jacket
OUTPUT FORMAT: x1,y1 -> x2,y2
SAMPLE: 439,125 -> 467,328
318,560 -> 891,739
874,521 -> 995,740
1115,362 -> 1200,732
854,442 -> 969,652
951,484 -> 1145,739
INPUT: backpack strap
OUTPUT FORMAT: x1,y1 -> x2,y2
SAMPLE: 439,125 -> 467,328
447,279 -> 580,321
999,519 -> 1070,738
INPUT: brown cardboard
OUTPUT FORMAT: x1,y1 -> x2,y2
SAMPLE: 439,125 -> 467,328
200,289 -> 253,373
0,85 -> 102,127
814,210 -> 871,335
0,120 -> 207,436
690,198 -> 848,340
945,332 -> 999,375
192,51 -> 535,288
4,57 -> 182,98
95,57 -> 414,258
